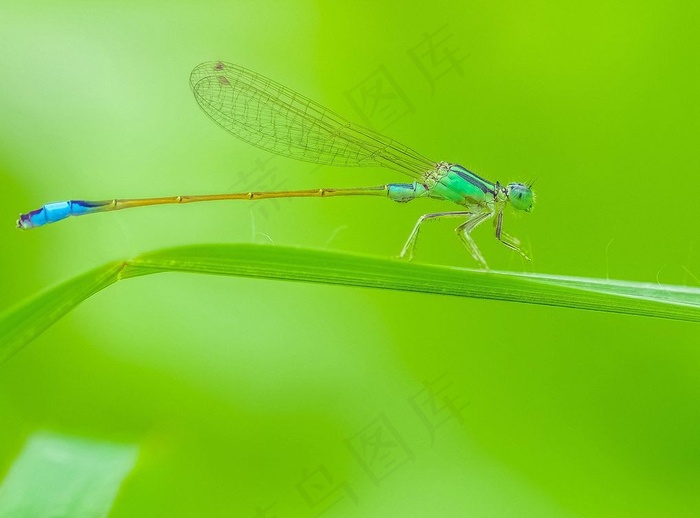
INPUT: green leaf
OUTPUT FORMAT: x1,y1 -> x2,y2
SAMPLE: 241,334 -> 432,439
1,244 -> 698,365
0,262 -> 124,365
0,432 -> 138,518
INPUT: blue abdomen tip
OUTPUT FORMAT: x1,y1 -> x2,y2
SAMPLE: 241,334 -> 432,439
17,200 -> 103,229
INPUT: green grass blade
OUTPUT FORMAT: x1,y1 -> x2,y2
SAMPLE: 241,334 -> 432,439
127,245 -> 700,321
1,245 -> 698,366
0,432 -> 137,518
0,262 -> 124,365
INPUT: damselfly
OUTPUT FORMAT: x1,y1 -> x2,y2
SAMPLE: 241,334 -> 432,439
17,61 -> 535,267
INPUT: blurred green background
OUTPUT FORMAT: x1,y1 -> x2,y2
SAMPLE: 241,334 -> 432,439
1,0 -> 699,516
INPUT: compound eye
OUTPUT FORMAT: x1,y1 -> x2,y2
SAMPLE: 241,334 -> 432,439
508,183 -> 534,212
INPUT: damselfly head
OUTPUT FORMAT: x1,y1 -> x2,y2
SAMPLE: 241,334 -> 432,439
507,183 -> 534,212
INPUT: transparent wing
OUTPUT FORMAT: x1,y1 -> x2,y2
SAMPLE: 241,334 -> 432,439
190,61 -> 436,179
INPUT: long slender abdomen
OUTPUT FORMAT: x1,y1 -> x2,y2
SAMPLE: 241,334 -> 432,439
16,185 -> 398,229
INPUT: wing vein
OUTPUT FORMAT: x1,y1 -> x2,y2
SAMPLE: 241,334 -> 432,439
189,61 -> 436,179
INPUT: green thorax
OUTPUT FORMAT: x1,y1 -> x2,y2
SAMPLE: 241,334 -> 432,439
424,162 -> 501,208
